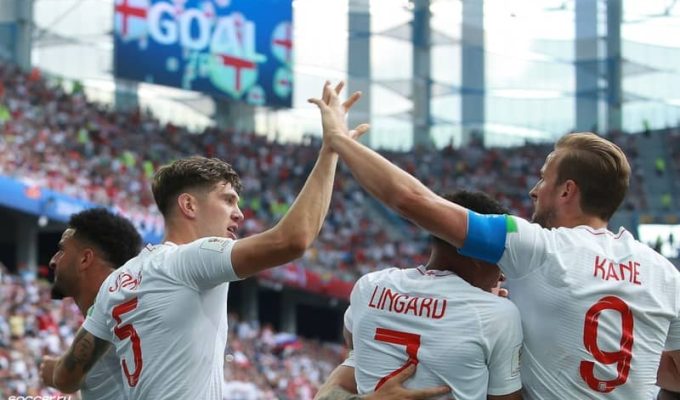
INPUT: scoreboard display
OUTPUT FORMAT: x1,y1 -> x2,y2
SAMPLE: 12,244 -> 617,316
114,0 -> 293,108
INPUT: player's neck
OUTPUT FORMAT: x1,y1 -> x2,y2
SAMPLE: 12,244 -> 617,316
425,248 -> 464,273
75,266 -> 115,316
555,212 -> 608,230
164,220 -> 199,245
426,248 -> 498,291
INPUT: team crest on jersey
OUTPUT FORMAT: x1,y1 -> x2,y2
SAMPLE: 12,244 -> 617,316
200,237 -> 230,253
108,270 -> 143,293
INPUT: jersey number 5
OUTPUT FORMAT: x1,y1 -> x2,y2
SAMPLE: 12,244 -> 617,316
579,296 -> 634,393
373,328 -> 421,391
112,297 -> 143,387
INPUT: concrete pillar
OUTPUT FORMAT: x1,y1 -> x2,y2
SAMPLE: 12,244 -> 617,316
16,215 -> 38,274
461,0 -> 484,145
214,98 -> 255,132
239,279 -> 259,322
606,0 -> 622,132
575,0 -> 599,132
280,290 -> 297,334
348,0 -> 371,145
115,80 -> 139,112
0,0 -> 33,69
412,0 -> 433,149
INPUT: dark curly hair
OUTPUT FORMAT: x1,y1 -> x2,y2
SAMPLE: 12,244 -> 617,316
152,156 -> 242,217
431,190 -> 509,248
69,208 -> 142,268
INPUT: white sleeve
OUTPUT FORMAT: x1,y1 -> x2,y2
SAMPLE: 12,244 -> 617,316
165,237 -> 241,290
342,303 -> 356,368
346,277 -> 365,334
344,306 -> 353,333
82,283 -> 113,342
482,300 -> 523,396
498,216 -> 552,279
665,294 -> 680,350
341,350 -> 356,368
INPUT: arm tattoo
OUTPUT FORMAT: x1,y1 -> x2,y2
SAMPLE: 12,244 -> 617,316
64,328 -> 110,373
316,387 -> 362,400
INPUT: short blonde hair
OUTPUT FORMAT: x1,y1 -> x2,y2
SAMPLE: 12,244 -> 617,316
554,132 -> 630,221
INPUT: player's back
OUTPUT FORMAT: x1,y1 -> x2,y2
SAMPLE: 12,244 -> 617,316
348,266 -> 522,400
81,347 -> 126,400
501,221 -> 680,399
85,240 -> 233,399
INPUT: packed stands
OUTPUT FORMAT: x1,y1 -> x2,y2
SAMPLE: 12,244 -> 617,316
0,62 -> 652,282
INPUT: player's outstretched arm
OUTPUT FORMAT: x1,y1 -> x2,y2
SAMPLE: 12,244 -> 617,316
316,364 -> 450,400
657,350 -> 680,392
231,82 -> 365,279
44,326 -> 110,393
488,391 -> 522,400
315,365 -> 359,399
319,92 -> 468,248
657,388 -> 680,400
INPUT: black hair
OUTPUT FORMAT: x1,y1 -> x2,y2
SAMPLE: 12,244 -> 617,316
431,190 -> 510,248
68,208 -> 143,268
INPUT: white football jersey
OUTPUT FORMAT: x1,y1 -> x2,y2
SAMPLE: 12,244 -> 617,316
499,216 -> 680,399
81,348 -> 126,400
345,266 -> 523,400
83,237 -> 240,400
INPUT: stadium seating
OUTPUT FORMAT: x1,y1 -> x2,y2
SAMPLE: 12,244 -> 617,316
0,62 -> 652,282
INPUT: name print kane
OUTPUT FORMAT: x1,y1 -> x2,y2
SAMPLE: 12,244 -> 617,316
367,286 -> 447,319
593,255 -> 642,285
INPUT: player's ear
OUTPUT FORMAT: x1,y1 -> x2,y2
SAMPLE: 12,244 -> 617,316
79,248 -> 95,271
561,179 -> 579,201
176,192 -> 198,219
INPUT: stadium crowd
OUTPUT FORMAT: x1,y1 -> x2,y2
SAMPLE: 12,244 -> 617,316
0,264 -> 344,399
0,63 -> 650,281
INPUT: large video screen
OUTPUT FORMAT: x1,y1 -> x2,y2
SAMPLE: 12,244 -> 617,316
114,0 -> 292,108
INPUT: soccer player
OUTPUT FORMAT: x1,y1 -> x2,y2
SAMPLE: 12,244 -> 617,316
47,82 -> 367,399
323,191 -> 522,400
317,191 -> 522,400
311,86 -> 680,399
40,208 -> 142,400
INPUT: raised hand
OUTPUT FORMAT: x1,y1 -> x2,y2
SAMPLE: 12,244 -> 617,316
363,364 -> 452,400
309,81 -> 368,145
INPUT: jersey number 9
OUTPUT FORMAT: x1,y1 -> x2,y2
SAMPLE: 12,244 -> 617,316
579,296 -> 634,393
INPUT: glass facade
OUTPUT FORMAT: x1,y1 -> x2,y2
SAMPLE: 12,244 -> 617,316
25,0 -> 680,149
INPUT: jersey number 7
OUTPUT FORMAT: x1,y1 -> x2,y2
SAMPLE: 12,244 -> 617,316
579,296 -> 634,393
112,297 -> 144,387
373,327 -> 421,391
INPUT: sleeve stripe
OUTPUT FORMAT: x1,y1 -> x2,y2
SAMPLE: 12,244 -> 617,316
458,211 -> 508,264
506,215 -> 518,233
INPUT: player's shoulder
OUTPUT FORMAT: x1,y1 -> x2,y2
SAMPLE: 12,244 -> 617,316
354,267 -> 411,293
475,293 -> 522,322
357,266 -> 402,283
619,231 -> 679,273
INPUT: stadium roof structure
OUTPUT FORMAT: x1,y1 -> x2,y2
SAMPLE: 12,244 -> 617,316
20,0 -> 680,149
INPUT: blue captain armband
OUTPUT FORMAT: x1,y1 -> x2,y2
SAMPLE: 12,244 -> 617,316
458,211 -> 508,264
